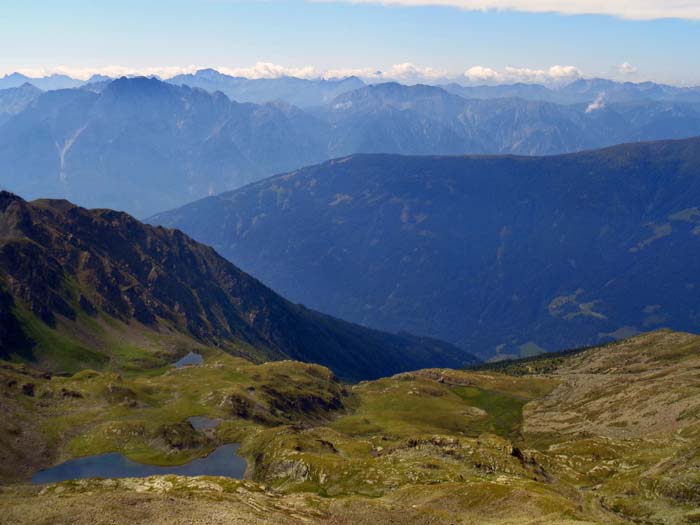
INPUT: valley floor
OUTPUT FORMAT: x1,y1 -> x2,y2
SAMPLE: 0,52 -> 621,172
1,331 -> 699,524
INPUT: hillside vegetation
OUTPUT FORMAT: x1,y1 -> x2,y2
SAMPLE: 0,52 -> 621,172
1,330 -> 699,524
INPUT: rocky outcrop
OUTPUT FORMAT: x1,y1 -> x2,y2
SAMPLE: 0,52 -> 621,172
157,422 -> 210,451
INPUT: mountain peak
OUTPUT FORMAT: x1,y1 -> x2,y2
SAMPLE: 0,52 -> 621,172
194,68 -> 225,79
86,74 -> 113,83
0,191 -> 23,212
101,75 -> 175,99
2,72 -> 30,81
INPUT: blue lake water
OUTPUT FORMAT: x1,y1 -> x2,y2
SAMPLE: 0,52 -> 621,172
174,352 -> 203,367
32,443 -> 246,484
187,416 -> 219,430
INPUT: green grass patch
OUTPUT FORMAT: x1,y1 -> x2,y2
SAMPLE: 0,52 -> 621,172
107,341 -> 170,376
12,306 -> 109,373
451,386 -> 526,439
332,378 -> 486,438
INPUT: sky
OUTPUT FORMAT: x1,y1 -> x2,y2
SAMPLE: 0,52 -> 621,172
1,0 -> 699,85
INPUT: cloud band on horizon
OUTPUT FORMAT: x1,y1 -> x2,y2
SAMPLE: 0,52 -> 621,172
313,0 -> 700,21
2,62 -> 585,85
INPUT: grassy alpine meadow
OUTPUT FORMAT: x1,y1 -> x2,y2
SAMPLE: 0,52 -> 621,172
2,331 -> 700,523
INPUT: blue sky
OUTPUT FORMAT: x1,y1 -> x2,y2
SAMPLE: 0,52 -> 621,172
1,0 -> 699,85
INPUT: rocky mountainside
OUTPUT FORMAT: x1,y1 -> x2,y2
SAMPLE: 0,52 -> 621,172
0,191 -> 477,379
151,137 -> 700,360
3,77 -> 700,217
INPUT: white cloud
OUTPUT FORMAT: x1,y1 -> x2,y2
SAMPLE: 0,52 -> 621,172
619,61 -> 638,75
12,63 -> 441,83
315,0 -> 700,21
4,63 -> 318,81
586,92 -> 606,112
323,67 -> 381,79
2,62 -> 638,88
217,62 -> 318,79
388,62 -> 447,80
324,62 -> 447,82
464,64 -> 581,84
9,65 -> 200,81
504,65 -> 581,83
546,65 -> 583,79
329,62 -> 581,85
464,66 -> 501,82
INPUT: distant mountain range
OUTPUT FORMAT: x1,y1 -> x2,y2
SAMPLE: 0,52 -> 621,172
2,76 -> 700,216
167,69 -> 366,107
0,77 -> 330,216
314,82 -> 700,157
4,69 -> 700,105
443,78 -> 700,104
0,72 -> 84,91
151,137 -> 700,360
0,191 -> 477,379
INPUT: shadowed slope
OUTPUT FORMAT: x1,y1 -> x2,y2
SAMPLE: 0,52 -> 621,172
151,137 -> 700,359
0,192 -> 477,380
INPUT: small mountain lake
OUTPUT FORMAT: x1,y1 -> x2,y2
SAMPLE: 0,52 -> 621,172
187,416 -> 219,430
174,352 -> 203,367
32,444 -> 246,484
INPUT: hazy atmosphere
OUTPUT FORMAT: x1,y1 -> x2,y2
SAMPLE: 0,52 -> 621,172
3,0 -> 700,84
1,2 -> 700,524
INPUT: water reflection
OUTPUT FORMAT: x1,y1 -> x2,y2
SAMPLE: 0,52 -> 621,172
174,352 -> 203,367
32,444 -> 245,484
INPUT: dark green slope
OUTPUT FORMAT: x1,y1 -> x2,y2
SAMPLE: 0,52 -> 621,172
0,192 -> 477,379
151,137 -> 700,359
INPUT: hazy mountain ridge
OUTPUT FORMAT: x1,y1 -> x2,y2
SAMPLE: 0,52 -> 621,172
0,77 -> 331,217
443,77 -> 700,104
4,69 -> 700,104
2,76 -> 700,216
319,82 -> 700,157
0,191 -> 477,380
151,137 -> 700,359
0,83 -> 42,125
0,72 -> 83,91
168,69 -> 366,107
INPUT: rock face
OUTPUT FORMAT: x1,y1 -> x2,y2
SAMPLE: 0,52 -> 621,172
157,422 -> 210,450
151,137 -> 700,359
0,192 -> 477,379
